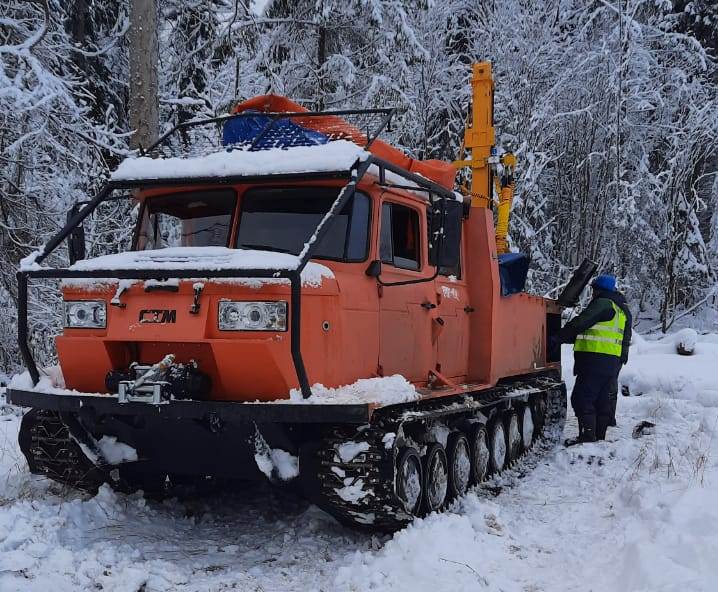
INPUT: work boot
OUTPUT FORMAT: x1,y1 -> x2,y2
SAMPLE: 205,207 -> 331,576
596,416 -> 609,441
581,415 -> 597,442
564,417 -> 597,447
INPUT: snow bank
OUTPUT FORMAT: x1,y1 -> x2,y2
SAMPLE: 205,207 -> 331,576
620,331 -> 718,407
2,331 -> 718,592
65,246 -> 335,288
287,375 -> 420,406
335,331 -> 718,592
112,140 -> 368,181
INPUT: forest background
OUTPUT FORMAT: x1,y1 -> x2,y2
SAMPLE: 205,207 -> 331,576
1,0 -> 717,375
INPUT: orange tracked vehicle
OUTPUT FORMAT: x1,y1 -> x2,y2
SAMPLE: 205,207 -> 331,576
9,63 -> 587,529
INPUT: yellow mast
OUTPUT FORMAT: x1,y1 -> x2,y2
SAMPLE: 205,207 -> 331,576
454,62 -> 515,254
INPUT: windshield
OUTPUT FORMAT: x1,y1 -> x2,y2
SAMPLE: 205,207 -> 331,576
136,190 -> 236,250
236,187 -> 370,261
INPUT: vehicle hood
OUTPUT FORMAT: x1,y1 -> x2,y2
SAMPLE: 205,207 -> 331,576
65,247 -> 336,290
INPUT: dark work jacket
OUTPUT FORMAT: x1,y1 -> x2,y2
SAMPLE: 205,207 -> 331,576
559,290 -> 633,376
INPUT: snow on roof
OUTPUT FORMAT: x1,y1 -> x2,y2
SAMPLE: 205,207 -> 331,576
66,247 -> 335,288
111,140 -> 368,182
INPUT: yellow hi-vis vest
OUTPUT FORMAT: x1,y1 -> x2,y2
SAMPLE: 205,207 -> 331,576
574,301 -> 627,357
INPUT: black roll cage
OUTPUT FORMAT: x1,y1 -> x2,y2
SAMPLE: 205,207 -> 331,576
17,118 -> 459,399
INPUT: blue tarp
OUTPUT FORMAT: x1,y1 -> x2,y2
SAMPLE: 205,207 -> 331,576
222,112 -> 329,150
498,252 -> 530,296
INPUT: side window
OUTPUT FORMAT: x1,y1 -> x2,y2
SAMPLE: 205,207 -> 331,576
439,230 -> 462,278
428,201 -> 462,278
380,201 -> 421,271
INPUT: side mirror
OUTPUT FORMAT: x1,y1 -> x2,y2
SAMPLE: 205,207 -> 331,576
365,259 -> 382,278
66,204 -> 86,265
429,199 -> 462,268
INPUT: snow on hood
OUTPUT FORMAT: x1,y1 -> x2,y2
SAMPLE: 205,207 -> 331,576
65,247 -> 335,288
111,140 -> 368,181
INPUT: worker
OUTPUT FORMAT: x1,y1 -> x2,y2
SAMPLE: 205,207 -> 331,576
555,274 -> 632,445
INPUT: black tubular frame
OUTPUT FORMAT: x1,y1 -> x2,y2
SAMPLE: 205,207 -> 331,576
143,108 -> 398,155
17,154 -> 458,398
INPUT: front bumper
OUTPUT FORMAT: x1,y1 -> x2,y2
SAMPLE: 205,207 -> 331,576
6,388 -> 371,424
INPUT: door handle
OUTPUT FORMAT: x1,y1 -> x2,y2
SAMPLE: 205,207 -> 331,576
421,302 -> 437,310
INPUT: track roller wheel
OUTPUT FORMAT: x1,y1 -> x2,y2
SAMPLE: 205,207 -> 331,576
395,447 -> 423,517
446,432 -> 471,500
519,404 -> 535,450
488,417 -> 508,474
533,394 -> 548,436
468,425 -> 490,485
422,443 -> 448,514
505,411 -> 522,463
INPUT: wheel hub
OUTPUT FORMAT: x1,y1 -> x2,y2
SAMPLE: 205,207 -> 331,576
425,447 -> 448,512
491,423 -> 506,470
397,451 -> 422,514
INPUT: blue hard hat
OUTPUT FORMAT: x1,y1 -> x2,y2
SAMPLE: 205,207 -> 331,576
592,274 -> 617,292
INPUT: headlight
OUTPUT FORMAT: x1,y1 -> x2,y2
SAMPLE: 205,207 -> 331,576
64,300 -> 106,328
218,301 -> 287,331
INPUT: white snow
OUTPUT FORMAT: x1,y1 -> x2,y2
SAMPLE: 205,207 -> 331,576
9,367 -> 113,400
64,246 -> 335,289
111,140 -> 368,181
674,327 -> 699,354
336,441 -> 370,463
254,447 -> 299,482
18,249 -> 44,271
9,365 -> 66,391
96,436 -> 138,465
1,331 -> 718,591
287,374 -> 420,405
335,479 -> 369,503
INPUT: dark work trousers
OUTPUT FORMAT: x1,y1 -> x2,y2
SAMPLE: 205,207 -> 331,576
570,372 -> 618,440
608,380 -> 618,426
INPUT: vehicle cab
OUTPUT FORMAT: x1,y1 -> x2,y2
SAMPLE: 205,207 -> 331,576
58,165 -> 467,401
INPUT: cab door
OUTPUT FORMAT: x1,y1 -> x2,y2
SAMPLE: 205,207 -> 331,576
434,233 -> 470,381
377,194 -> 436,383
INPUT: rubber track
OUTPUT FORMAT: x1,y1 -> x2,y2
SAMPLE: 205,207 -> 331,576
18,409 -> 106,493
308,377 -> 567,531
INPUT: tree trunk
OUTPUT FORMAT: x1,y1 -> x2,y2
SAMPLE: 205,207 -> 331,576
128,0 -> 159,150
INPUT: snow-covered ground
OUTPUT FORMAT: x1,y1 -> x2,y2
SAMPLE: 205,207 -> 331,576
1,333 -> 717,591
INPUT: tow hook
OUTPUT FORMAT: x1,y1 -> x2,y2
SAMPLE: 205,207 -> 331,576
190,283 -> 204,314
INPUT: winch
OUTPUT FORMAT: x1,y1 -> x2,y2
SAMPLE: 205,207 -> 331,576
105,355 -> 211,404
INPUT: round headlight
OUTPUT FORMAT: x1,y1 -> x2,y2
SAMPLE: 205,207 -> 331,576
64,301 -> 106,328
242,304 -> 268,330
218,301 -> 287,331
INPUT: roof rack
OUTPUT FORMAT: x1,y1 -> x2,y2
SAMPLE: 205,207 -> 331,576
142,108 -> 398,161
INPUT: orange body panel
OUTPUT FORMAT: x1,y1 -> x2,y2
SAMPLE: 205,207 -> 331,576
57,176 -> 558,403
